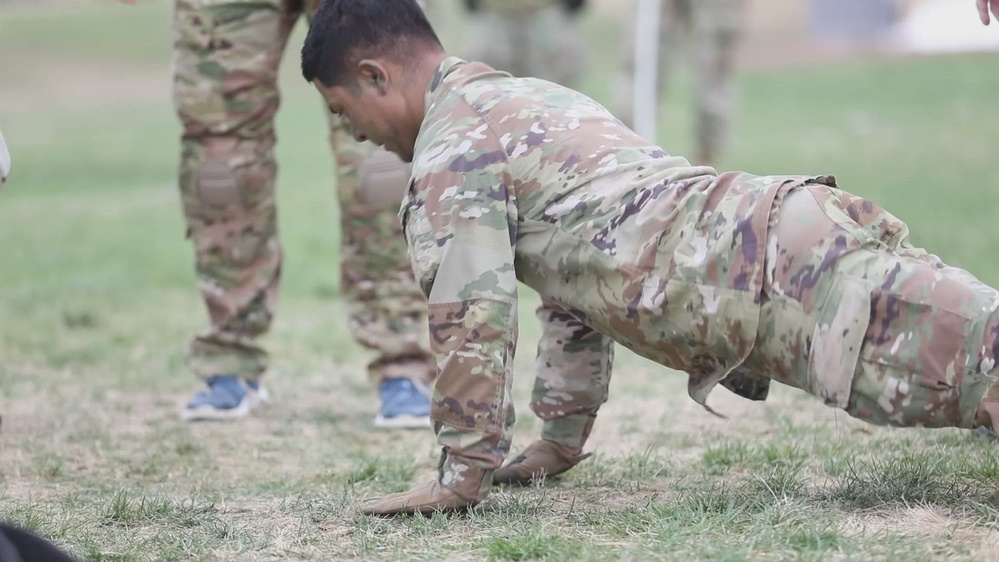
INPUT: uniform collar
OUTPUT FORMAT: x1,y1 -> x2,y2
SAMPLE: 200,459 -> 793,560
424,56 -> 468,113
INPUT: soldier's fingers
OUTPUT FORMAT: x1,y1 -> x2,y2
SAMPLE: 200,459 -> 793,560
0,127 -> 10,186
979,0 -> 991,25
992,0 -> 999,22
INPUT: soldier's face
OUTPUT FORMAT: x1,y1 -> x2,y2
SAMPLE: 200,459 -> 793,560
314,61 -> 419,162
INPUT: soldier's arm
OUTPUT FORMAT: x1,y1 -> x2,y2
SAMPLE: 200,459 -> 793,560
530,301 -> 613,450
406,132 -> 519,469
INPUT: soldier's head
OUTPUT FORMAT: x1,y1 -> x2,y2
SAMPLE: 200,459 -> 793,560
302,0 -> 445,162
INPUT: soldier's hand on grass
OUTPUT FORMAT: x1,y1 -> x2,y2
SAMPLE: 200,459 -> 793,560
119,0 -> 136,4
979,0 -> 999,25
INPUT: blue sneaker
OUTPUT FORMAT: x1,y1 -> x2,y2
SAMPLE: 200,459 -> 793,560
374,378 -> 432,429
182,375 -> 254,421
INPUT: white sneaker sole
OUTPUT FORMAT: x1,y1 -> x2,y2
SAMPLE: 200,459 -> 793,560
181,400 -> 251,422
246,386 -> 270,409
179,381 -> 269,422
373,414 -> 432,430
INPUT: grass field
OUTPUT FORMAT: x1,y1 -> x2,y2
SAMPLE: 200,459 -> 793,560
2,2 -> 999,561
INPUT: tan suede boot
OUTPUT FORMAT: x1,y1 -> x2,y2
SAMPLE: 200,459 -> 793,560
361,454 -> 492,516
492,439 -> 591,486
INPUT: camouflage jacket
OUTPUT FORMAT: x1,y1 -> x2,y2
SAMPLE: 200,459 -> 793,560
403,57 -> 823,433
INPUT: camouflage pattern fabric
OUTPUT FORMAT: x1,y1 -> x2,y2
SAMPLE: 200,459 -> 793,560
530,303 -> 611,449
615,0 -> 746,164
172,0 -> 434,384
403,57 -> 999,472
462,0 -> 585,88
746,184 -> 999,429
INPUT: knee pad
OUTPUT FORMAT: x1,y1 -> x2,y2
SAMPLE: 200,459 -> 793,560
194,160 -> 242,209
359,148 -> 411,209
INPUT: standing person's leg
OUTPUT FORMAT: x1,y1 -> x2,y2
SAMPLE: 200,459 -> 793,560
612,0 -> 682,130
305,1 -> 436,429
173,0 -> 299,421
330,122 -> 437,428
690,0 -> 745,167
522,4 -> 587,88
464,6 -> 519,77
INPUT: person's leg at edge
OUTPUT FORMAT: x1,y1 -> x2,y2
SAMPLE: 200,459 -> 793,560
304,0 -> 437,430
175,0 -> 298,421
691,0 -> 745,167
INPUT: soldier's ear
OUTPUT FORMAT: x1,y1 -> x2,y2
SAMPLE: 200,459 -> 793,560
357,59 -> 389,92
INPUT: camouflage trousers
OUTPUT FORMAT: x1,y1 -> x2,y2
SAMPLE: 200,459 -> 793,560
743,184 -> 999,430
172,0 -> 434,385
615,0 -> 746,164
528,304 -> 612,450
463,1 -> 586,88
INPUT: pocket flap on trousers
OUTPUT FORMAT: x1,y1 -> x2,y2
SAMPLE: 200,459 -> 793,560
807,274 -> 871,409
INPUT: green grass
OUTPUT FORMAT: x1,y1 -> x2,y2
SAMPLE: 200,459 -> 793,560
2,2 -> 999,561
0,2 -> 172,63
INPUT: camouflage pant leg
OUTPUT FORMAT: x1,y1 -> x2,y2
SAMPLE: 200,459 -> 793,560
323,112 -> 435,385
612,0 -> 695,130
613,0 -> 743,160
531,302 -> 614,450
746,185 -> 999,430
611,4 -> 648,128
296,3 -> 434,387
689,0 -> 746,164
465,6 -> 585,87
173,0 -> 298,381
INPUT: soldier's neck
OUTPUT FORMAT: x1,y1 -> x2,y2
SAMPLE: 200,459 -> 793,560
405,50 -> 449,119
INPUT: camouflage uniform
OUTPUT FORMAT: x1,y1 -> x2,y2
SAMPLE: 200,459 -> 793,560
384,57 -> 999,505
172,0 -> 434,387
462,0 -> 586,87
616,0 -> 746,164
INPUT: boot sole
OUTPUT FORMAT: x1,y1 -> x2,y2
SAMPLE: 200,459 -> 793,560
493,469 -> 569,487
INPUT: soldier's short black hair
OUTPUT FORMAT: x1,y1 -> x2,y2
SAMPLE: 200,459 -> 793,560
302,0 -> 442,87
